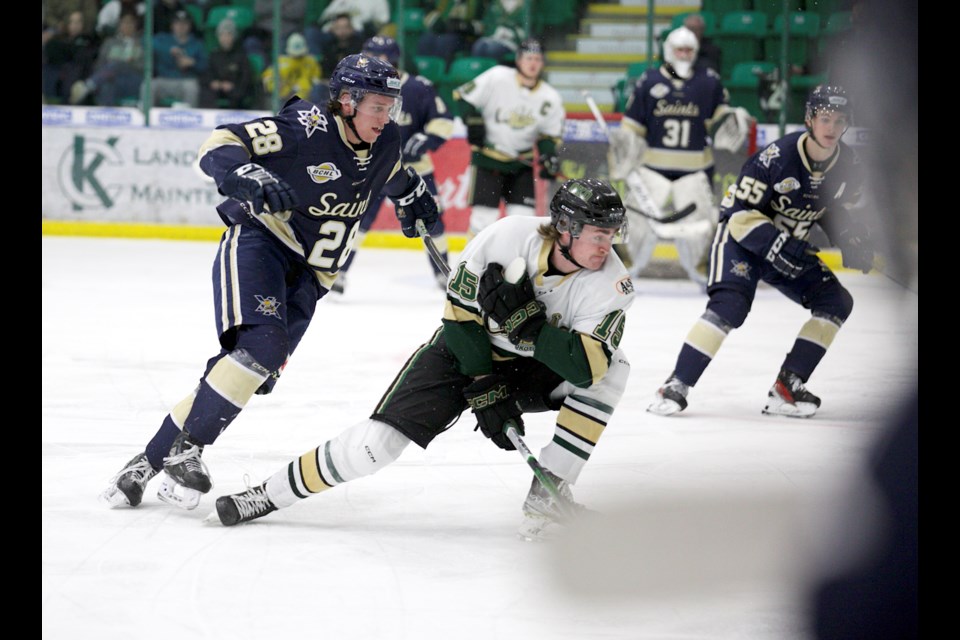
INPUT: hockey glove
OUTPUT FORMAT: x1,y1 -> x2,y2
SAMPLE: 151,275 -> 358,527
220,163 -> 299,215
478,263 -> 547,345
834,224 -> 875,273
764,231 -> 821,280
463,374 -> 524,451
402,132 -> 438,163
465,115 -> 486,148
391,166 -> 440,238
539,153 -> 560,179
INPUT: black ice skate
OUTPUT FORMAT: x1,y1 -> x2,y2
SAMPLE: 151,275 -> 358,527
100,452 -> 159,507
762,368 -> 821,418
216,483 -> 277,526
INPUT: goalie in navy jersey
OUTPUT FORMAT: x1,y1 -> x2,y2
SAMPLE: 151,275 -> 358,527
648,85 -> 875,419
100,53 -> 440,511
332,35 -> 455,295
212,179 -> 635,541
607,26 -> 751,285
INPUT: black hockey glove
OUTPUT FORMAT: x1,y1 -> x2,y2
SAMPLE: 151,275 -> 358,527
834,225 -> 875,273
763,231 -> 820,280
478,263 -> 547,345
220,163 -> 299,215
402,132 -> 438,163
391,166 -> 440,238
465,115 -> 486,148
539,153 -> 560,179
463,374 -> 524,451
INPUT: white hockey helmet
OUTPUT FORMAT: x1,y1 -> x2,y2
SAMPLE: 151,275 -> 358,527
663,26 -> 699,79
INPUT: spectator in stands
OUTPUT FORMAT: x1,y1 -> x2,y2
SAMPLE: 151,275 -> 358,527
470,0 -> 527,63
44,9 -> 100,104
684,13 -> 721,74
153,0 -> 187,35
243,0 -> 307,63
152,9 -> 207,107
200,18 -> 254,109
317,0 -> 390,40
262,32 -> 322,105
96,0 -> 144,38
70,11 -> 145,106
314,13 -> 364,79
416,0 -> 483,66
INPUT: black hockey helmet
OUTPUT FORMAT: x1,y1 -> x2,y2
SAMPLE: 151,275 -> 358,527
517,38 -> 544,57
362,35 -> 401,69
805,84 -> 853,122
550,178 -> 626,239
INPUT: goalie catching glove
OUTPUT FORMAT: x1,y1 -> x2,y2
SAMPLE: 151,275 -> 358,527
220,163 -> 300,215
478,263 -> 546,345
463,374 -> 524,451
712,106 -> 752,152
390,166 -> 440,238
764,231 -> 821,279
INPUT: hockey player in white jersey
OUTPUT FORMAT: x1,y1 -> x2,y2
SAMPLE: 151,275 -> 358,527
454,38 -> 565,237
607,26 -> 751,285
213,179 -> 634,541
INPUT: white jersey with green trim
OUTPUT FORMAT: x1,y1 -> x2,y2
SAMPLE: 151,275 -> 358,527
457,66 -> 565,159
451,216 -> 635,357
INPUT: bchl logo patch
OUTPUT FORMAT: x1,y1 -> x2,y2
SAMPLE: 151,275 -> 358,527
774,177 -> 800,194
308,162 -> 342,183
297,105 -> 328,138
650,83 -> 670,99
255,295 -> 282,318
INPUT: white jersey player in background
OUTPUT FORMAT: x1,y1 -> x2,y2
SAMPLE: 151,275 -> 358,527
212,179 -> 634,541
607,26 -> 751,285
454,38 -> 565,238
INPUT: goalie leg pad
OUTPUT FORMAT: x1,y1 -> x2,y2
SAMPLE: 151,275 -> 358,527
469,205 -> 501,235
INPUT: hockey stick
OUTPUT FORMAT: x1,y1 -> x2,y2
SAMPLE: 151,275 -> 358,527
583,91 -> 698,225
416,219 -> 572,514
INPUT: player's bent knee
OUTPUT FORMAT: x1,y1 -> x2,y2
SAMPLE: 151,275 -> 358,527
234,324 -> 290,373
469,206 -> 500,234
705,287 -> 751,328
505,204 -> 535,217
327,418 -> 412,482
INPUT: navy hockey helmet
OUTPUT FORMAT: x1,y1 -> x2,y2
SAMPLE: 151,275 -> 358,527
362,35 -> 401,69
329,53 -> 402,103
550,179 -> 626,239
805,84 -> 853,123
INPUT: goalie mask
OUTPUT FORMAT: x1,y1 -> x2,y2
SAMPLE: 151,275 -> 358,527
662,26 -> 699,79
550,178 -> 627,242
330,54 -> 403,121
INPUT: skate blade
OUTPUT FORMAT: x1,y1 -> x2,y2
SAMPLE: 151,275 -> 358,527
99,486 -> 131,508
201,510 -> 223,526
762,400 -> 817,419
646,398 -> 683,416
157,473 -> 203,510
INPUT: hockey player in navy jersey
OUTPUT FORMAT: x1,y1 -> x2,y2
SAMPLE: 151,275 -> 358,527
100,53 -> 440,510
212,179 -> 634,541
332,35 -> 455,294
607,26 -> 751,284
648,85 -> 874,419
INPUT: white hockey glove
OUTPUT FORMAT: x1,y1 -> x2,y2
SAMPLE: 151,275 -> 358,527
713,107 -> 751,152
607,126 -> 647,181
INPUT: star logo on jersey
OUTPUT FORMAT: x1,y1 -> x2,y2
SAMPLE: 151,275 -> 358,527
729,260 -> 752,279
759,143 -> 781,168
308,162 -> 341,184
297,105 -> 328,138
254,295 -> 282,318
774,177 -> 800,194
